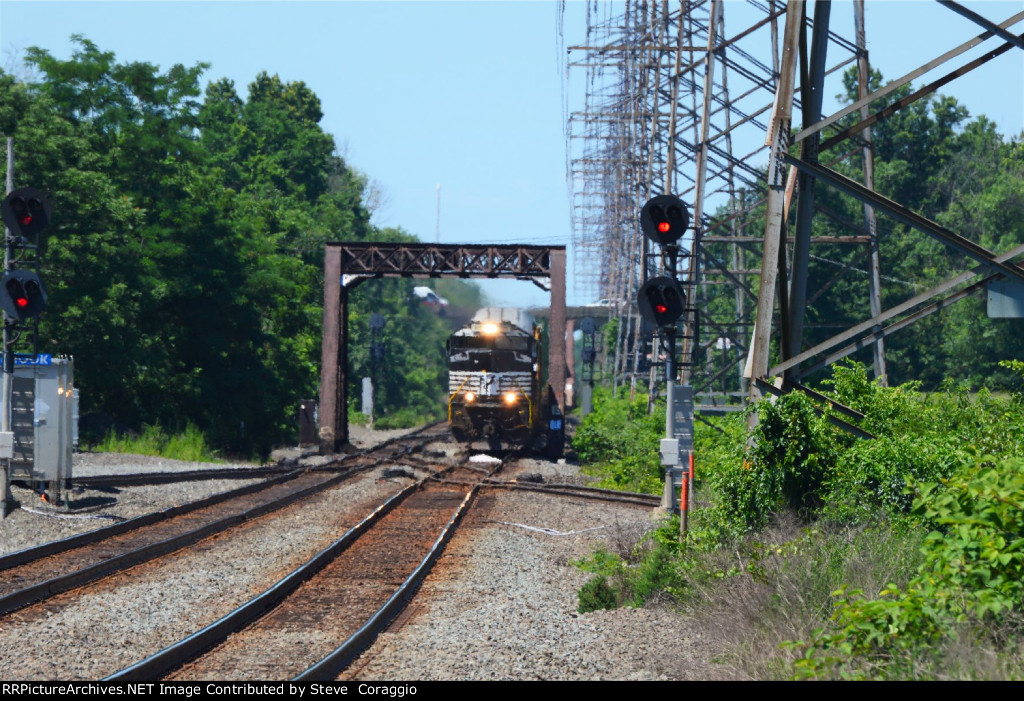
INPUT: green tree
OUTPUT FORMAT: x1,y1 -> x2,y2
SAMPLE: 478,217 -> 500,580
2,37 -> 484,454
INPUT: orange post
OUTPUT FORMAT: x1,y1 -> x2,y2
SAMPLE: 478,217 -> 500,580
679,463 -> 689,541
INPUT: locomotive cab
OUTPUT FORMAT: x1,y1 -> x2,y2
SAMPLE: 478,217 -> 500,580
447,309 -> 545,450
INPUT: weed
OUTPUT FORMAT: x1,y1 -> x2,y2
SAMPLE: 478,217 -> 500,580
578,575 -> 618,613
88,423 -> 221,463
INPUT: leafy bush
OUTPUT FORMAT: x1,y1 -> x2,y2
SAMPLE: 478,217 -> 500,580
792,457 -> 1024,679
823,360 -> 923,435
697,393 -> 846,541
573,518 -> 685,609
683,515 -> 925,679
572,387 -> 665,493
825,434 -> 973,522
578,576 -> 618,613
571,360 -> 1024,678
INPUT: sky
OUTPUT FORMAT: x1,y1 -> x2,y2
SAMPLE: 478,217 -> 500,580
1,0 -> 1022,309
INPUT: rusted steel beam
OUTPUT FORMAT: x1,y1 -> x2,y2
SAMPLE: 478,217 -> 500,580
938,1 -> 1024,51
819,27 -> 1024,153
334,243 -> 563,278
319,246 -> 344,455
769,241 -> 1024,378
793,9 -> 1024,143
319,242 -> 568,453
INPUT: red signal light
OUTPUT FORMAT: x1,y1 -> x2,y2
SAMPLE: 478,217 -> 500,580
656,304 -> 668,314
658,221 -> 670,233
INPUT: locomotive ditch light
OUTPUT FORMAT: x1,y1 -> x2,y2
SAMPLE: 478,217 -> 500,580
503,391 -> 518,405
464,391 -> 476,403
481,322 -> 500,336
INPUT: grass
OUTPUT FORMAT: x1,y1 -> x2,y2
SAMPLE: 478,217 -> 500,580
681,512 -> 925,679
87,423 -> 222,463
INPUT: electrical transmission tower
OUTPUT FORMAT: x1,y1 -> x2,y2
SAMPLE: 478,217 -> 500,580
562,0 -> 1024,411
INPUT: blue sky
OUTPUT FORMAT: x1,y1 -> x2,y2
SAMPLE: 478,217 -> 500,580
2,0 -> 1022,308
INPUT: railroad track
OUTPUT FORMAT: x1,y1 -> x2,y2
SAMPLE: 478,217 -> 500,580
1,423 -> 665,680
72,423 -> 448,488
481,477 -> 661,507
107,461 -> 499,681
0,425 -> 452,619
104,455 -> 660,681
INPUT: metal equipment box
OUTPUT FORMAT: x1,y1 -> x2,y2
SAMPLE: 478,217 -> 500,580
11,356 -> 75,501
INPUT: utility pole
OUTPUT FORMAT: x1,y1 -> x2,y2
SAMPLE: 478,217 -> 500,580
2,137 -> 12,517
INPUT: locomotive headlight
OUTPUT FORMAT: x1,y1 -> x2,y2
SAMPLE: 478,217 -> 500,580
464,391 -> 476,403
481,322 -> 499,336
503,391 -> 518,405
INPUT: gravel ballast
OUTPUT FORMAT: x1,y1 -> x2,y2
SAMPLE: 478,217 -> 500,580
0,426 -> 723,680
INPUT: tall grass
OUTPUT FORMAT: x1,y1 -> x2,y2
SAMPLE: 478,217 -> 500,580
88,424 -> 221,463
683,513 -> 925,679
570,360 -> 1024,679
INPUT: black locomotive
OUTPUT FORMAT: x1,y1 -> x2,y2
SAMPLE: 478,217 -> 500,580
446,308 -> 563,456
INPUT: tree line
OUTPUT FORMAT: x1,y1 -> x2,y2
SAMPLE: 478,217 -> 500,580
0,36 -> 480,456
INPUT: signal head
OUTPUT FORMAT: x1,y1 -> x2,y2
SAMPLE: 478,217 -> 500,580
636,276 -> 686,330
640,194 -> 689,246
1,188 -> 51,241
0,270 -> 47,324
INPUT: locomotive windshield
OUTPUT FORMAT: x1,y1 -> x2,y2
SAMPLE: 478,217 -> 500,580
450,335 -> 531,351
448,331 -> 536,373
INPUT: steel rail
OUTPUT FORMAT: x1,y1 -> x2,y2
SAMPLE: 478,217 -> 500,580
104,479 -> 432,682
2,423 -> 445,571
481,479 -> 661,508
0,470 -> 302,573
0,427 -> 449,617
71,465 -> 297,487
0,463 -> 372,618
294,488 -> 478,681
75,422 -> 447,487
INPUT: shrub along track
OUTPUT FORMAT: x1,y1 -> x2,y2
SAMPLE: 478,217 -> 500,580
0,424 -> 450,619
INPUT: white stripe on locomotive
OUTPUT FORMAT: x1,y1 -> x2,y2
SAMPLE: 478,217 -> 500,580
449,371 -> 533,397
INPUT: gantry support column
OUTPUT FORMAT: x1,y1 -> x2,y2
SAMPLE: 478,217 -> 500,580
549,247 -> 567,411
318,247 -> 348,454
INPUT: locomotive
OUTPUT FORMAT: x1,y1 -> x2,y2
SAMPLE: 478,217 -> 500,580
446,308 -> 563,457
